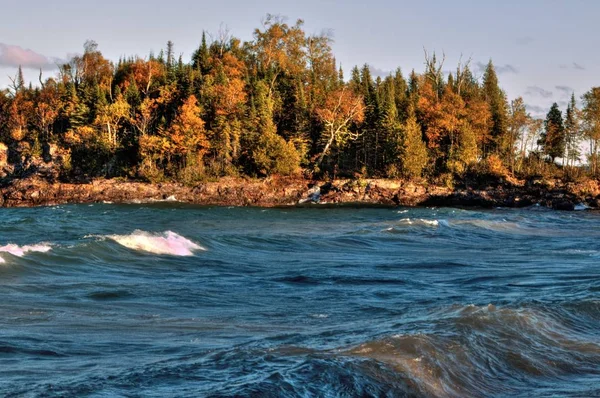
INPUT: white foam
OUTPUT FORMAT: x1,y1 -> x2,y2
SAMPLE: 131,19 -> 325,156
108,230 -> 205,256
574,203 -> 589,211
0,256 -> 5,264
0,243 -> 52,257
398,218 -> 439,227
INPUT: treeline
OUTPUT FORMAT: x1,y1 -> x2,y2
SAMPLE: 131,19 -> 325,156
1,15 -> 600,184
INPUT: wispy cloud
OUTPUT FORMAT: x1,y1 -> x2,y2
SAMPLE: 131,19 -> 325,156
559,62 -> 586,71
555,85 -> 574,96
474,61 -> 518,75
525,104 -> 546,115
0,43 -> 59,70
525,86 -> 553,99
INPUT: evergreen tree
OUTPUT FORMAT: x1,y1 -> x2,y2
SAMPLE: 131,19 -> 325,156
482,60 -> 508,156
16,66 -> 25,93
564,93 -> 581,167
192,32 -> 210,74
539,103 -> 565,162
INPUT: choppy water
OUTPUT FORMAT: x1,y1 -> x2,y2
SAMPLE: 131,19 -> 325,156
1,204 -> 600,397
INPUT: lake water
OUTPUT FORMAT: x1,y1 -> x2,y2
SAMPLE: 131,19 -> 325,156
1,204 -> 599,397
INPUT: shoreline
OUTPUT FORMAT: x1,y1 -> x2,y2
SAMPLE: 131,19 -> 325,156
1,175 -> 598,211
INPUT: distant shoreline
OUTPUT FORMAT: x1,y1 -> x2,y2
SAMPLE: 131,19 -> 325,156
1,175 -> 598,211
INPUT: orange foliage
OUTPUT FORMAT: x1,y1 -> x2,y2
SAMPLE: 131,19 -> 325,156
124,59 -> 166,94
315,87 -> 365,165
210,53 -> 247,117
166,95 -> 209,158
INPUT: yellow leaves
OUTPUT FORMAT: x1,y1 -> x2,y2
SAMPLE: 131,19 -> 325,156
206,52 -> 248,118
315,87 -> 365,165
139,134 -> 170,157
94,94 -> 130,148
214,77 -> 246,117
64,126 -> 98,146
133,97 -> 158,136
253,16 -> 307,79
316,88 -> 365,128
7,94 -> 32,141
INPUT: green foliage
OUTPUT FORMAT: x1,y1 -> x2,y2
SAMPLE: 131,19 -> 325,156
483,61 -> 509,155
252,131 -> 300,176
400,108 -> 428,179
539,103 -> 565,162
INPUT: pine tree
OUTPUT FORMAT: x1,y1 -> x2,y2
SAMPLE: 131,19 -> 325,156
564,93 -> 581,167
192,32 -> 210,74
482,60 -> 509,156
17,66 -> 25,92
539,103 -> 565,163
166,41 -> 175,69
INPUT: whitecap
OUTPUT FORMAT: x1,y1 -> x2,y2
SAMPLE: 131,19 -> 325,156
0,243 -> 52,257
574,203 -> 589,211
398,218 -> 439,227
0,256 -> 5,264
107,230 -> 205,256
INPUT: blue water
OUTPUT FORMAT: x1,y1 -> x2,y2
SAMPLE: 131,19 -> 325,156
1,204 -> 600,397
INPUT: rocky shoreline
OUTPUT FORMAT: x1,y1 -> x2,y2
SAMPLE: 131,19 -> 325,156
1,174 -> 599,211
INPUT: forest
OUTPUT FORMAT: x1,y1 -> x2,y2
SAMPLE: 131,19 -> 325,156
1,15 -> 600,186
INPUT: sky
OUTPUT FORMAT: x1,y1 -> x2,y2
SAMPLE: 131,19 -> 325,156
1,0 -> 598,118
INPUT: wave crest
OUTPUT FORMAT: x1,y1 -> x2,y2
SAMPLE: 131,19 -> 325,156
0,243 -> 52,258
107,230 -> 205,256
347,304 -> 600,397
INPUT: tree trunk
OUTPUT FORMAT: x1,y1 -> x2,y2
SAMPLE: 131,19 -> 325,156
317,129 -> 335,168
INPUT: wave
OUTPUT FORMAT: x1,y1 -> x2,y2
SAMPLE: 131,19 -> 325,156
106,230 -> 205,256
345,304 -> 600,397
400,218 -> 440,227
0,243 -> 52,264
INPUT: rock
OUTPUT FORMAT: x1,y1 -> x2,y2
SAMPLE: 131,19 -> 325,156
552,199 -> 575,211
0,143 -> 7,167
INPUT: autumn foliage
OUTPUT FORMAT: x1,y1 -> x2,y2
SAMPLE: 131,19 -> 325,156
0,16 -> 594,184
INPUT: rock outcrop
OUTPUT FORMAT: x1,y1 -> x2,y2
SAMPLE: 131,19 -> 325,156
1,174 -> 599,211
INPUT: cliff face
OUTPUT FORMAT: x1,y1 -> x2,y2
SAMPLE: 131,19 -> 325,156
1,174 -> 599,210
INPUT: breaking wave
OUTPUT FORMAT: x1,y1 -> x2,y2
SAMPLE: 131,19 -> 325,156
107,230 -> 205,256
0,243 -> 52,264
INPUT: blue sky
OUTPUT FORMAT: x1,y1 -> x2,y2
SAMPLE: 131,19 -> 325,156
1,0 -> 597,118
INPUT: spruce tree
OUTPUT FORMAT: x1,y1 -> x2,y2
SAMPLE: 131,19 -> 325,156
564,93 -> 581,167
539,103 -> 565,162
482,60 -> 509,157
